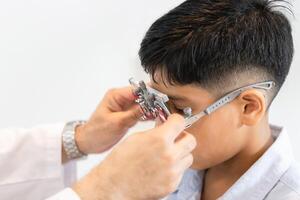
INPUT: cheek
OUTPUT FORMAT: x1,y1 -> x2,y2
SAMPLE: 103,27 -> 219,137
187,106 -> 246,169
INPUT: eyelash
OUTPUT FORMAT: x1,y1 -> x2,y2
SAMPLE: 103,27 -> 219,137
174,105 -> 183,110
167,101 -> 185,114
173,105 -> 185,113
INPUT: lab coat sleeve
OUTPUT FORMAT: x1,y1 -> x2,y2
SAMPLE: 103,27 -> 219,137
0,123 -> 77,200
46,188 -> 81,200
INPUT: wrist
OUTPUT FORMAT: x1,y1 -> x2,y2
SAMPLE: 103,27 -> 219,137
62,121 -> 87,160
72,165 -> 126,200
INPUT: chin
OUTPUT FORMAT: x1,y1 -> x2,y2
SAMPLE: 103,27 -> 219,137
189,162 -> 210,171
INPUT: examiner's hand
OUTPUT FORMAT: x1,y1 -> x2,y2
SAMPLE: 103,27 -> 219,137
75,87 -> 142,154
73,114 -> 197,200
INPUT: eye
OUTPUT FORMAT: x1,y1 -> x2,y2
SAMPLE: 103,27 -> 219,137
174,107 -> 185,115
166,101 -> 185,114
174,105 -> 184,111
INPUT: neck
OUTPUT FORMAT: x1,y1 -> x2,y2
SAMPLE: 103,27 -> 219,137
201,120 -> 274,200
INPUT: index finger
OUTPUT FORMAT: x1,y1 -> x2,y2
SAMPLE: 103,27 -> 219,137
154,114 -> 185,142
112,86 -> 137,108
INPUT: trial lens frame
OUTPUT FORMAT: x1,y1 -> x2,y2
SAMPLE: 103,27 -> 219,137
130,78 -> 275,129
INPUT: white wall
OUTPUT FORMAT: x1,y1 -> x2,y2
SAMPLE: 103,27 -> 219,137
270,1 -> 300,161
0,0 -> 299,178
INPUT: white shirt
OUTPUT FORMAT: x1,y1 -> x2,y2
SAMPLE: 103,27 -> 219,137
166,125 -> 300,200
0,124 -> 80,200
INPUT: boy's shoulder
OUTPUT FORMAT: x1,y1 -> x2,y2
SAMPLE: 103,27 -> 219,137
266,161 -> 300,200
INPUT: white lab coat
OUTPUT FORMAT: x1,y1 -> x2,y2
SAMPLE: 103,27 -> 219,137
0,124 -> 80,200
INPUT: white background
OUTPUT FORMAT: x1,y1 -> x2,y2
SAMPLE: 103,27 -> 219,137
0,0 -> 299,178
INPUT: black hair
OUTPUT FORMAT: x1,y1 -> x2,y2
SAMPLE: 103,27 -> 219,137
139,0 -> 294,99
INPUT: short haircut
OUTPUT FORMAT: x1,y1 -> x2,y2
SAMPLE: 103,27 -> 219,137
139,0 -> 294,101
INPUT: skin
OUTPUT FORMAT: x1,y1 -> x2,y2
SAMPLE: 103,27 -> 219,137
62,87 -> 142,163
60,86 -> 197,199
150,73 -> 274,200
73,114 -> 196,200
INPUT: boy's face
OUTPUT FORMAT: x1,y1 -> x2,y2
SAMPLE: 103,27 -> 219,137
150,75 -> 250,170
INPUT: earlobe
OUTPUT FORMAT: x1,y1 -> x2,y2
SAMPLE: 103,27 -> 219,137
238,90 -> 266,126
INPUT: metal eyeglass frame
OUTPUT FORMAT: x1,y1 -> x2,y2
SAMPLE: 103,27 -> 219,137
184,81 -> 275,128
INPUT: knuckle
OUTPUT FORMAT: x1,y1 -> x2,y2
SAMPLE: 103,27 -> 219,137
162,151 -> 176,165
179,134 -> 195,152
186,134 -> 197,149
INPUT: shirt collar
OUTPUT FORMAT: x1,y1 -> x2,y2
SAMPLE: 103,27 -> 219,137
170,125 -> 295,200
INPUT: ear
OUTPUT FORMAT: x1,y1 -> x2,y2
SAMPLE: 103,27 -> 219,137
237,89 -> 267,126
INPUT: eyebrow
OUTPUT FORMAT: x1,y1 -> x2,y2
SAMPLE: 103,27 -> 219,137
168,95 -> 186,101
149,83 -> 187,102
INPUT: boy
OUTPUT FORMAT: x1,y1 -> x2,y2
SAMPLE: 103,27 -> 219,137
138,0 -> 300,199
